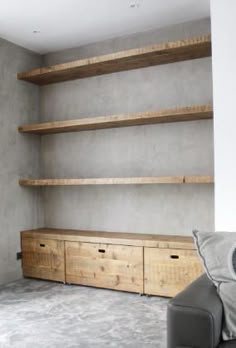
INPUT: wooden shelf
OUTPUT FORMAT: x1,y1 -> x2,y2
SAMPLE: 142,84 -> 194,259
18,105 -> 213,135
17,35 -> 211,85
184,175 -> 214,184
19,176 -> 214,186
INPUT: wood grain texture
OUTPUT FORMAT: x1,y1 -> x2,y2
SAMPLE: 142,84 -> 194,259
184,175 -> 214,183
21,230 -> 202,297
18,176 -> 214,186
17,35 -> 211,85
21,237 -> 65,282
65,241 -> 143,293
18,105 -> 213,134
144,247 -> 203,297
21,229 -> 196,250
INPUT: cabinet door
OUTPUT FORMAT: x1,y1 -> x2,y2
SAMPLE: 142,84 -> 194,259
144,247 -> 203,297
22,237 -> 65,282
65,241 -> 143,293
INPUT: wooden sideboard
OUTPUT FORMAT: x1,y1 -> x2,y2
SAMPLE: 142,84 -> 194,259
21,229 -> 203,297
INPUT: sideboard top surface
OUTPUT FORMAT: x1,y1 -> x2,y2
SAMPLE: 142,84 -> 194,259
21,228 -> 196,250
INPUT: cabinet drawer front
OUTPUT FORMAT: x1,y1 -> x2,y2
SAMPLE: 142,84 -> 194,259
22,238 -> 65,282
66,242 -> 143,293
144,247 -> 203,297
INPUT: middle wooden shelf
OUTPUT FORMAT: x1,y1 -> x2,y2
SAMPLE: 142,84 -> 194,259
18,105 -> 213,135
19,176 -> 214,186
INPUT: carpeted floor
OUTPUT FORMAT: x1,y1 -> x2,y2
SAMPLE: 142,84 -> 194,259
0,279 -> 168,348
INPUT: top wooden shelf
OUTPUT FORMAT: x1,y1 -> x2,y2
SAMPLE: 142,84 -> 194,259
17,35 -> 211,85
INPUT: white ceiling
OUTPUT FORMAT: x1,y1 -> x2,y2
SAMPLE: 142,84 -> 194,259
0,0 -> 210,54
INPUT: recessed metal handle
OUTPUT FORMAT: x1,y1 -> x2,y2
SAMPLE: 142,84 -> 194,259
98,249 -> 106,253
170,255 -> 179,259
40,243 -> 46,248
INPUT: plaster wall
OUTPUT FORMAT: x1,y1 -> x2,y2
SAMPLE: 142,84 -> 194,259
40,18 -> 214,235
0,38 -> 43,284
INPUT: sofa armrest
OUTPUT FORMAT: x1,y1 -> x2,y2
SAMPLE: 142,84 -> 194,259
167,274 -> 223,348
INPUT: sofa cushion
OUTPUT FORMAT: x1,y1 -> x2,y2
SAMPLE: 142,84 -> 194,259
193,230 -> 236,341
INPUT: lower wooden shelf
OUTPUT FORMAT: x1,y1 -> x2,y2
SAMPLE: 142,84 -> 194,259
21,228 -> 203,297
19,175 -> 214,186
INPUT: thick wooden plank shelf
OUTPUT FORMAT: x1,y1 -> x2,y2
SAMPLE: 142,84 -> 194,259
19,177 -> 184,186
21,228 -> 197,249
19,176 -> 214,186
17,35 -> 211,85
18,105 -> 213,134
184,175 -> 214,183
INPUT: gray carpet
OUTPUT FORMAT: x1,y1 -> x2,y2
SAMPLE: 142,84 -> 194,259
0,279 -> 168,347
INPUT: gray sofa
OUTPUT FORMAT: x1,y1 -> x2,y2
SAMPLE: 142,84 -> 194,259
167,274 -> 236,348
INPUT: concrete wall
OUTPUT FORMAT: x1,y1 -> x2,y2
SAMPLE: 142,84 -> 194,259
40,17 -> 214,235
211,0 -> 236,231
0,38 -> 43,284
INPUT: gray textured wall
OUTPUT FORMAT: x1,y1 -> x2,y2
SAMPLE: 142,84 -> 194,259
0,38 -> 43,284
40,17 -> 214,235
